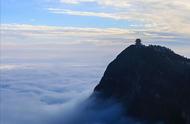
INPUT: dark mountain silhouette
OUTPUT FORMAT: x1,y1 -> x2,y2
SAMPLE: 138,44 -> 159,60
94,39 -> 190,124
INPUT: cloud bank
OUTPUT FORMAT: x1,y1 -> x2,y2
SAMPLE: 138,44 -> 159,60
0,43 -> 140,124
0,62 -> 101,124
1,24 -> 189,46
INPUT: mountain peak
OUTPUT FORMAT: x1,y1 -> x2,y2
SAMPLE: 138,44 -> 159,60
94,41 -> 190,124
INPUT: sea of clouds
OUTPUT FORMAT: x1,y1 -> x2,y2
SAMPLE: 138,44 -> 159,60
0,42 -> 189,124
0,43 -> 129,124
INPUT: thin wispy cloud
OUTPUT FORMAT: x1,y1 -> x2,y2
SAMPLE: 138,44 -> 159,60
52,0 -> 190,37
59,0 -> 131,8
47,8 -> 128,20
59,0 -> 190,10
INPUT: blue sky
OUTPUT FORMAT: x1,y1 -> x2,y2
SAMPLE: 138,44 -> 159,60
1,0 -> 140,28
1,0 -> 190,46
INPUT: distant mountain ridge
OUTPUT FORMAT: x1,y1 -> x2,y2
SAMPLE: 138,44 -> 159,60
94,39 -> 190,124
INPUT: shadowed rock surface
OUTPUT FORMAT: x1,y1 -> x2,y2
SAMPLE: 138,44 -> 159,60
94,40 -> 190,124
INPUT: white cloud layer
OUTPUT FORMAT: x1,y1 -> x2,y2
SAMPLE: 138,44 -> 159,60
1,23 -> 189,47
54,0 -> 190,37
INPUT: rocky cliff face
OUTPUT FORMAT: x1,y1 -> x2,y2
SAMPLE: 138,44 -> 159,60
94,42 -> 190,124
